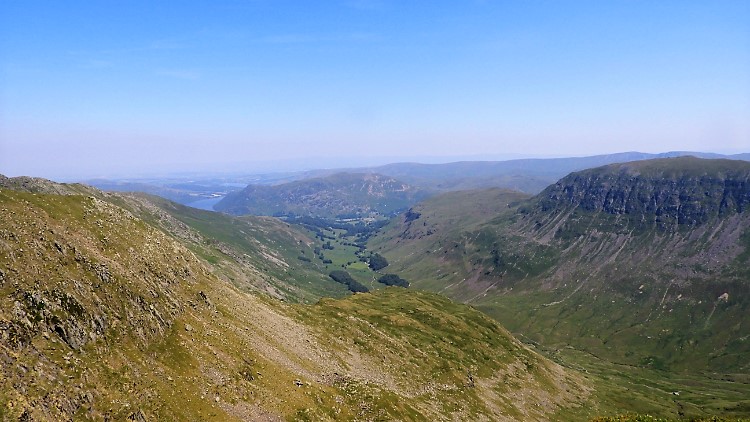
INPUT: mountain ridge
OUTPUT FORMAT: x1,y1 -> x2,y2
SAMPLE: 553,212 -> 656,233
530,156 -> 750,233
370,157 -> 750,375
342,151 -> 750,194
81,151 -> 750,209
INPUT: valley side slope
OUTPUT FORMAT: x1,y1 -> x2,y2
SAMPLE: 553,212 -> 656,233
0,179 -> 590,421
370,157 -> 750,415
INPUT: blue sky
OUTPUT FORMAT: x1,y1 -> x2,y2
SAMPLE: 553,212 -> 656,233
1,0 -> 748,179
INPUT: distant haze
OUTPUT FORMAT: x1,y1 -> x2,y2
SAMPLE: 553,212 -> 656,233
1,1 -> 748,180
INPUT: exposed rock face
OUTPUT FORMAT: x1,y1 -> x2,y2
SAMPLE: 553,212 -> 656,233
533,157 -> 750,233
0,189 -> 208,420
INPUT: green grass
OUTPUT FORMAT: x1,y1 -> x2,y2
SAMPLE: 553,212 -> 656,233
292,288 -> 590,419
119,194 -> 352,302
591,415 -> 750,422
300,226 -> 393,291
4,171 -> 749,420
368,184 -> 750,419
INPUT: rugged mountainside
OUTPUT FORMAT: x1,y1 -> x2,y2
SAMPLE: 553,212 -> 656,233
0,179 -> 592,421
79,151 -> 750,214
215,172 -> 430,218
532,157 -> 750,231
1,174 -> 347,303
370,157 -> 750,376
111,193 -> 350,303
0,175 -> 92,196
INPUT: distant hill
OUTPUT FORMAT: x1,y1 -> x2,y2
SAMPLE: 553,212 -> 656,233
215,172 -> 431,218
359,151 -> 750,194
80,152 -> 749,209
83,179 -> 201,204
370,157 -> 750,375
4,171 -> 750,419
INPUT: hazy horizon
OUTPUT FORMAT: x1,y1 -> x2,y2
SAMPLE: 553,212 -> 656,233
2,1 -> 748,180
3,149 -> 750,182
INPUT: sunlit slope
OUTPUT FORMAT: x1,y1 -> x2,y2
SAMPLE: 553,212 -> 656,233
370,157 -> 750,374
0,188 -> 592,421
111,193 -> 350,302
0,175 -> 349,303
368,188 -> 532,298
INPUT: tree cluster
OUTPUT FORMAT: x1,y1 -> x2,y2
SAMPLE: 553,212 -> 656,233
377,274 -> 409,288
368,253 -> 389,271
329,270 -> 369,293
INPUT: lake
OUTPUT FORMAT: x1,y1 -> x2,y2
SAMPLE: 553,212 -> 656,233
187,196 -> 224,211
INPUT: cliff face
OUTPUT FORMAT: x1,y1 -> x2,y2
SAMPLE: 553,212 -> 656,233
532,157 -> 750,233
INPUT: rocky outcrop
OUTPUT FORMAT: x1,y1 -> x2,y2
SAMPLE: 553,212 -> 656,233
0,189 -> 209,420
531,157 -> 750,233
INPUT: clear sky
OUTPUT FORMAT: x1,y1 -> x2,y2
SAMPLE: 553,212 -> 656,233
1,0 -> 748,179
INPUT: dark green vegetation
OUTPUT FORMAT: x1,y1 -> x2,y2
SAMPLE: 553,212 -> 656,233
3,155 -> 750,420
377,274 -> 409,287
367,252 -> 389,271
0,182 -> 593,420
215,172 -> 431,218
110,193 -> 352,303
278,213 -> 406,294
370,157 -> 750,419
328,270 -> 369,293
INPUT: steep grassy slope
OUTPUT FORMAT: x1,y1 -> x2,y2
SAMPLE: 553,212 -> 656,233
215,172 -> 430,218
0,187 -> 595,421
1,175 -> 349,303
111,193 -> 350,303
368,188 -> 533,299
370,158 -> 750,416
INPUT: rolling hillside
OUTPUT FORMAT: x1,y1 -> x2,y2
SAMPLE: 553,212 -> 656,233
110,193 -> 351,303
